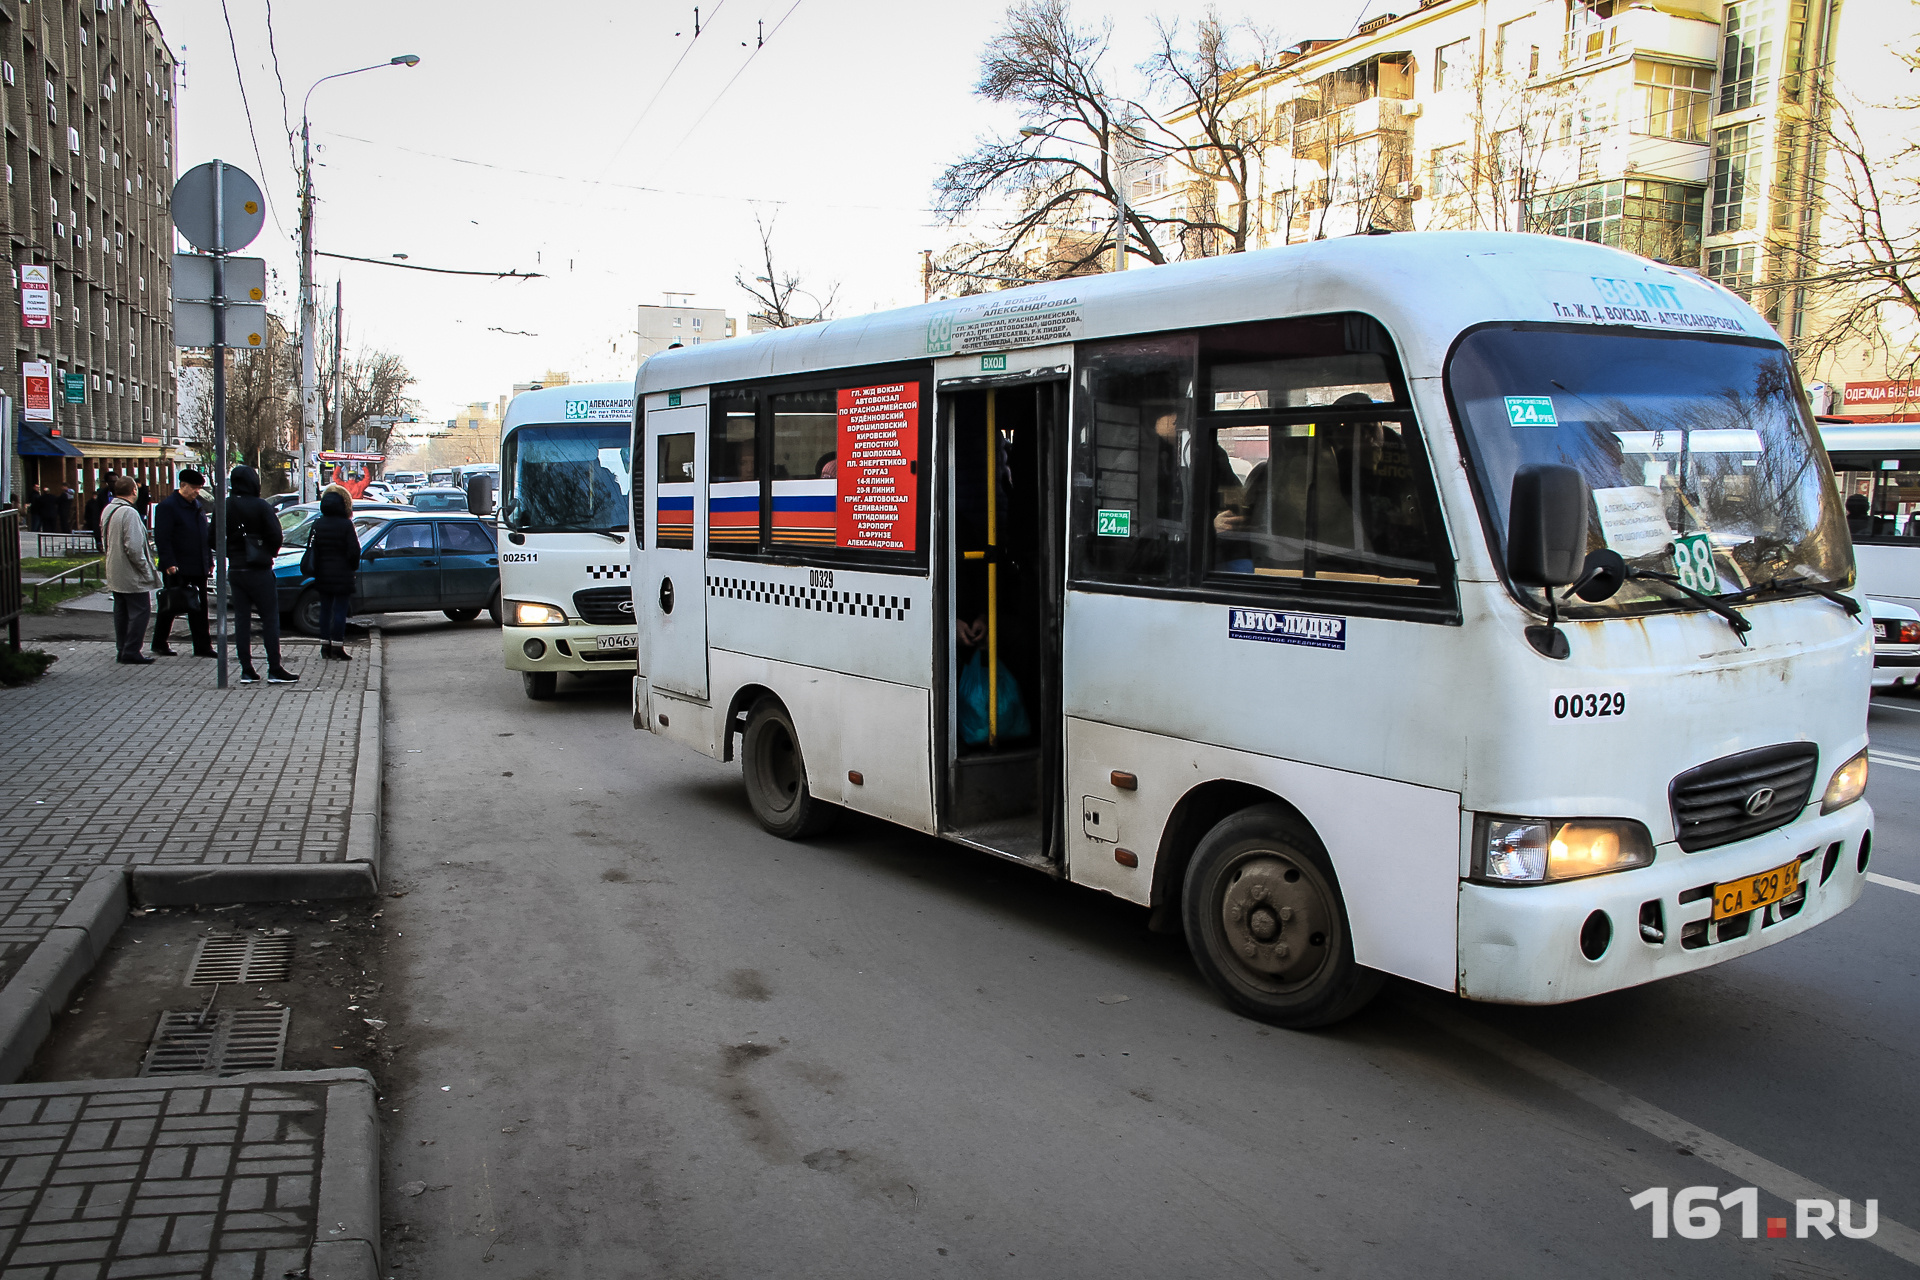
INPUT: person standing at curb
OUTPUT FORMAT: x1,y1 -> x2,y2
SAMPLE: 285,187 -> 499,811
227,464 -> 298,685
304,484 -> 360,661
101,475 -> 162,666
150,467 -> 216,658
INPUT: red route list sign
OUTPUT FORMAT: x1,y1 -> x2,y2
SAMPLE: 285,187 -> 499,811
836,382 -> 920,552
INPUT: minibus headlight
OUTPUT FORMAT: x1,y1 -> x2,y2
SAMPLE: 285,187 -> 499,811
1474,816 -> 1654,884
1820,750 -> 1869,814
507,599 -> 566,627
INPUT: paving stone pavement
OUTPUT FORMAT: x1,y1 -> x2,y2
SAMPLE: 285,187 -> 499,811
0,642 -> 372,984
0,1071 -> 378,1278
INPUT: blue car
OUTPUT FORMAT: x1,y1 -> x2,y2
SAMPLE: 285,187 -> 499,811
274,510 -> 501,634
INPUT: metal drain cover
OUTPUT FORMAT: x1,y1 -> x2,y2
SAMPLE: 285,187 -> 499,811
187,934 -> 294,986
139,1008 -> 291,1077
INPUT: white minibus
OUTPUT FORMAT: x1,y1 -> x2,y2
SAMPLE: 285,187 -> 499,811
496,382 -> 637,699
1820,420 -> 1920,610
630,232 -> 1873,1027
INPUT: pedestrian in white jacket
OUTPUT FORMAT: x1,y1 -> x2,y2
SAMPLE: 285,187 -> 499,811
101,475 -> 163,665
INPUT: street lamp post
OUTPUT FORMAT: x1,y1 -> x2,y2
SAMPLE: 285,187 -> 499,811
298,54 -> 420,501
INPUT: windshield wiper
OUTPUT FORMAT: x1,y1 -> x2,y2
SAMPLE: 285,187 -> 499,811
1625,568 -> 1754,644
514,522 -> 625,542
1748,576 -> 1864,622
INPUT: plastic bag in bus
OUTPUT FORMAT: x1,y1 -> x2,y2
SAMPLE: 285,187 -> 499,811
959,651 -> 1031,746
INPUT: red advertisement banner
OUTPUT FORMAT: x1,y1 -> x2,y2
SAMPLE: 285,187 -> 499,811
835,382 -> 919,552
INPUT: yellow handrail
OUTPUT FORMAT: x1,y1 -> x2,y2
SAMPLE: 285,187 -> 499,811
986,389 -> 999,748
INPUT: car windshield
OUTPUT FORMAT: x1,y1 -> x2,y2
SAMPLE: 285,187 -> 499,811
279,508 -> 318,547
1448,327 -> 1851,617
501,423 -> 632,532
410,491 -> 468,512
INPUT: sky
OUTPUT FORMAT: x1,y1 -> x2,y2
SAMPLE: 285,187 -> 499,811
146,0 -> 1377,432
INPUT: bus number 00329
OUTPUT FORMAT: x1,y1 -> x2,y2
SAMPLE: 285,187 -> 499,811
1552,689 -> 1626,720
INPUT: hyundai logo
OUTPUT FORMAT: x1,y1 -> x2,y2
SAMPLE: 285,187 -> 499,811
617,599 -> 634,614
1744,787 -> 1776,817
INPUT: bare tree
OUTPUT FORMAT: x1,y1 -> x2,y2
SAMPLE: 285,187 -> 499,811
190,313 -> 296,477
735,214 -> 838,330
312,307 -> 421,452
930,0 -> 1278,290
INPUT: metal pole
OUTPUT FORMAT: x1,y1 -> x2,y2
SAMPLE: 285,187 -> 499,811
298,119 -> 319,503
986,388 -> 999,747
331,279 -> 344,453
1111,128 -> 1128,272
212,162 -> 230,690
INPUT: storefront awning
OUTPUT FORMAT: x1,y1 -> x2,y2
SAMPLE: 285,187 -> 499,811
15,422 -> 83,457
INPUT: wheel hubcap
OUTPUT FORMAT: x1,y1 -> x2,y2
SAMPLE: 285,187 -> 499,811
1221,855 -> 1330,984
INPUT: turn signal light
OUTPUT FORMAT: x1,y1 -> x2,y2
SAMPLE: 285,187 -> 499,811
1821,750 -> 1868,814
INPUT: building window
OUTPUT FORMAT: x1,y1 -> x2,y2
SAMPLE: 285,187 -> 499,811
1636,60 -> 1712,142
1430,145 -> 1468,198
1719,0 -> 1775,113
1772,120 -> 1807,232
672,315 -> 682,326
1434,38 -> 1471,92
1707,244 -> 1756,298
1533,179 -> 1705,266
1710,123 -> 1757,234
692,316 -> 703,329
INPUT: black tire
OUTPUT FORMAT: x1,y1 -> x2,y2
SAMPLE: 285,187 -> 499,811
444,607 -> 480,622
1181,803 -> 1382,1029
487,590 -> 502,625
740,696 -> 838,839
292,590 -> 324,637
523,671 -> 557,700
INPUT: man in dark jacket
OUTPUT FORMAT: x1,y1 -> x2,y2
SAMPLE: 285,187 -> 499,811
305,486 -> 362,661
227,464 -> 298,684
150,468 -> 215,657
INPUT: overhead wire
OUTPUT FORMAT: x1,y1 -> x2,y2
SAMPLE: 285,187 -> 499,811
606,0 -> 730,166
658,0 -> 807,164
217,0 -> 284,232
261,0 -> 299,181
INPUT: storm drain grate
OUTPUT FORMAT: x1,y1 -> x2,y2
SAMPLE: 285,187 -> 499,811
187,934 -> 294,986
139,1008 -> 291,1077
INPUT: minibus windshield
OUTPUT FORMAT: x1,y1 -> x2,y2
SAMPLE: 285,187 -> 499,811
501,423 -> 633,533
1449,327 -> 1851,617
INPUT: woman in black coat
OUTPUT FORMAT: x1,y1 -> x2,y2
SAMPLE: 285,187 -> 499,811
304,486 -> 362,660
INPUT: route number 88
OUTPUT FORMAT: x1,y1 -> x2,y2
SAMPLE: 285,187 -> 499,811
1673,533 -> 1716,593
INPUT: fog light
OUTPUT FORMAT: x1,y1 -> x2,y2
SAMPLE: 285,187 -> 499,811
1475,816 -> 1654,884
1821,750 -> 1868,813
522,638 -> 546,660
1579,910 -> 1612,960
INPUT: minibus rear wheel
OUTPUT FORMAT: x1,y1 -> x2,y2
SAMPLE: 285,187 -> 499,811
1182,804 -> 1382,1028
741,696 -> 839,840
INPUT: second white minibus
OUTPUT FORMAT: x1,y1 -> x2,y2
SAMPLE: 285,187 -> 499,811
629,232 -> 1872,1027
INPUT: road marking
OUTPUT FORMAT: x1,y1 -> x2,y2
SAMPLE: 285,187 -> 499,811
1868,753 -> 1920,773
1406,1000 -> 1920,1266
1868,699 -> 1920,714
1867,872 -> 1920,896
1870,745 -> 1920,763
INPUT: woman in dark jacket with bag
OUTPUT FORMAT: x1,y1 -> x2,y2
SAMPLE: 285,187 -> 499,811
304,486 -> 361,660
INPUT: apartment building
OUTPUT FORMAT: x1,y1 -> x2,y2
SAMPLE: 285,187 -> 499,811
638,299 -> 734,355
3,0 -> 177,514
1144,0 -> 1838,343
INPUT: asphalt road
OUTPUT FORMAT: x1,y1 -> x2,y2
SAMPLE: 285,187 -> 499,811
375,618 -> 1919,1279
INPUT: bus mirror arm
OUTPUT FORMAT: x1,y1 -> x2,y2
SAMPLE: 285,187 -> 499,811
1507,464 -> 1590,660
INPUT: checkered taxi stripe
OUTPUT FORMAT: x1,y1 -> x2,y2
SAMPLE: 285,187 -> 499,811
586,564 -> 630,580
709,576 -> 913,621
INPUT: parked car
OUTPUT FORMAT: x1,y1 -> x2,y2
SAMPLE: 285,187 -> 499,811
1871,598 -> 1920,690
361,481 -> 399,503
277,500 -> 411,549
266,492 -> 305,513
427,469 -> 454,488
386,470 -> 427,490
406,486 -> 471,512
274,509 -> 502,634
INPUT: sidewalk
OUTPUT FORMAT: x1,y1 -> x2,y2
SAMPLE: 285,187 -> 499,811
0,640 -> 380,984
0,1069 -> 381,1276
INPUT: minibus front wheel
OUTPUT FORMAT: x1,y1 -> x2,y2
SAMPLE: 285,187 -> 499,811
1182,804 -> 1382,1029
741,696 -> 839,840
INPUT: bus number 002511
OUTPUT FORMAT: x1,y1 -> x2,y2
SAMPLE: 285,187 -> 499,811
1553,689 -> 1626,720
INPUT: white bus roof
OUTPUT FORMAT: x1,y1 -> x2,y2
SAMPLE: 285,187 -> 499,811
501,381 -> 636,432
633,231 -> 1777,396
1819,423 -> 1920,454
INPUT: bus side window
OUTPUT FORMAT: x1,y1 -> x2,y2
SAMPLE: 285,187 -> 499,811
711,387 -> 762,554
1070,334 -> 1197,587
656,433 -> 696,550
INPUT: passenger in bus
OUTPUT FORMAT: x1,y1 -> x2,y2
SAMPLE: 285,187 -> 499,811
1846,494 -> 1876,541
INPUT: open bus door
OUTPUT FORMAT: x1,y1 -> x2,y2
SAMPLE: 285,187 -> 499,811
643,399 -> 710,701
937,370 -> 1068,873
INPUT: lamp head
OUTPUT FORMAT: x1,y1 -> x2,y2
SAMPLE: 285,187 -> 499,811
1019,127 -> 1046,139
391,54 -> 421,67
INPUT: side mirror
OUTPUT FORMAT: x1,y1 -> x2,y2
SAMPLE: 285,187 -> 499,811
1507,464 -> 1590,588
466,474 -> 496,517
362,546 -> 382,561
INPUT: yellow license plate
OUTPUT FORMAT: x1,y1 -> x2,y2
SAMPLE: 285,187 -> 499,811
1712,857 -> 1800,920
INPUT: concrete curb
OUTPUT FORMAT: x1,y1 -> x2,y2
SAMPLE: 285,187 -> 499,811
0,1068 -> 381,1278
0,865 -> 128,1082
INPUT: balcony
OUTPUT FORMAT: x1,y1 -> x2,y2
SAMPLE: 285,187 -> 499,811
1560,5 -> 1719,71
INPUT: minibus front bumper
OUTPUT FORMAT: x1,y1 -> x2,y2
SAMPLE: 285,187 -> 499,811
1456,802 -> 1871,1004
502,623 -> 638,673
